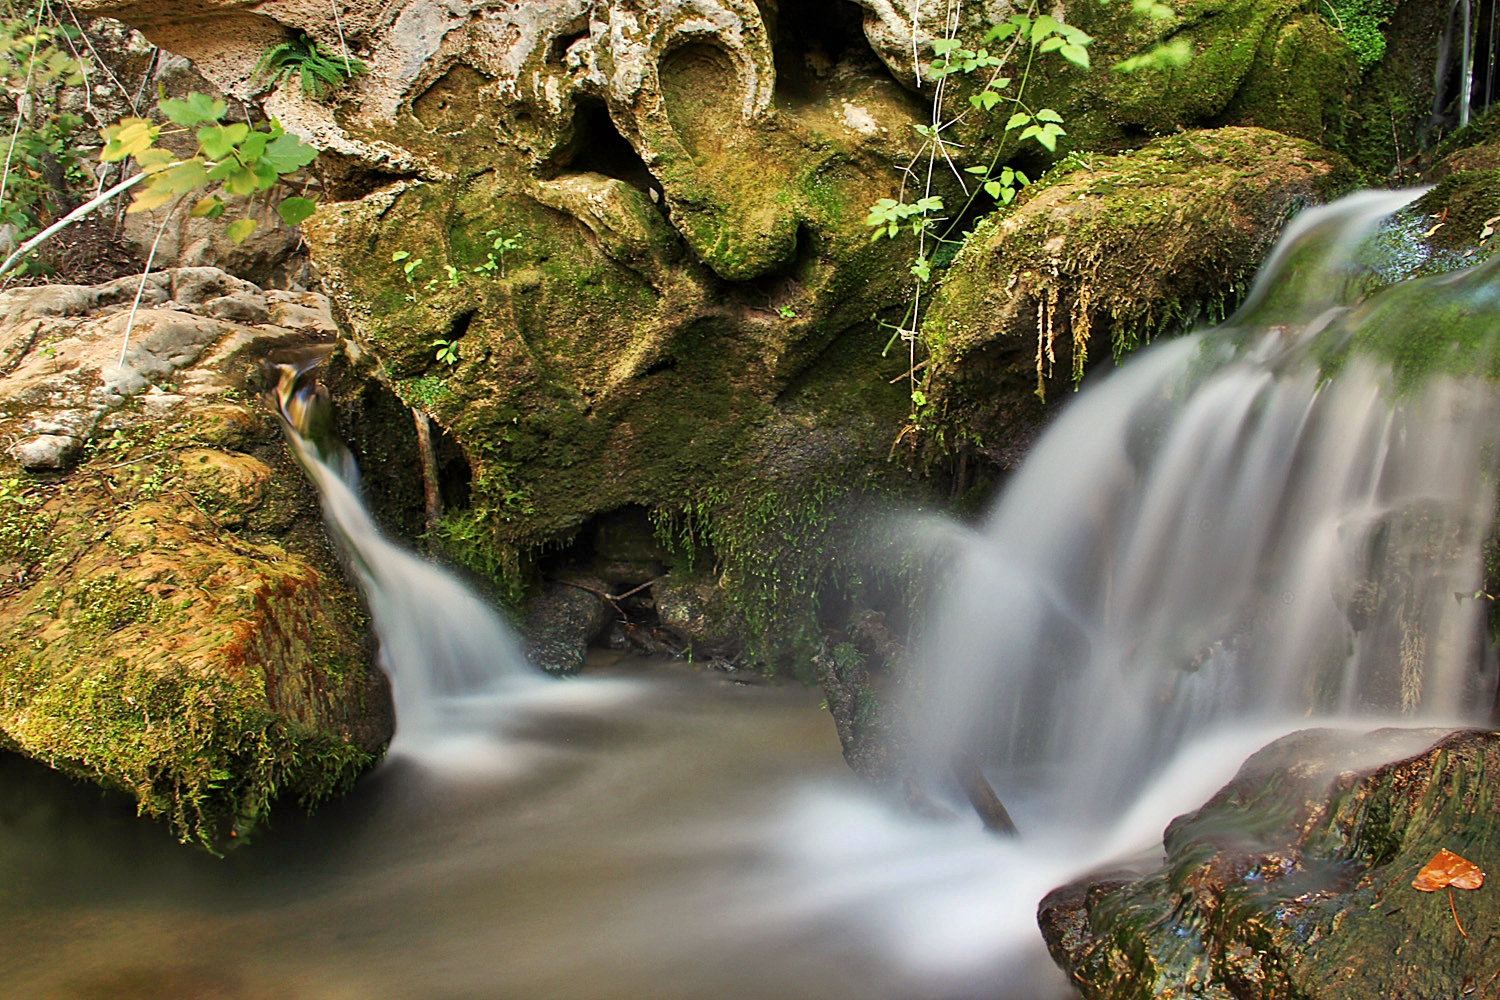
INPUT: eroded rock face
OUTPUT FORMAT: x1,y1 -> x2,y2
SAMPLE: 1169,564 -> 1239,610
65,0 -> 1369,667
1040,727 -> 1500,1000
0,269 -> 391,848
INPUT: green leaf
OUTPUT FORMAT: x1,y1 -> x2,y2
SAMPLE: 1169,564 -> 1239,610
238,130 -> 271,163
931,38 -> 961,55
225,218 -> 257,243
1031,15 -> 1061,40
159,93 -> 226,126
1005,112 -> 1031,131
276,196 -> 317,226
984,180 -> 1003,198
261,132 -> 319,173
391,250 -> 411,262
197,122 -> 249,160
1060,43 -> 1091,68
964,165 -> 990,175
1036,108 -> 1065,123
135,148 -> 177,173
1039,36 -> 1064,53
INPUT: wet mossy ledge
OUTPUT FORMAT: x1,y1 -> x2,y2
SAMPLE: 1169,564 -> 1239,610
1041,727 -> 1500,1000
0,272 -> 391,850
918,127 -> 1356,458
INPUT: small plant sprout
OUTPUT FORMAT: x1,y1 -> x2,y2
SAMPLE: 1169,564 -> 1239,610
474,230 -> 523,278
392,251 -> 424,301
777,305 -> 798,319
432,338 -> 460,366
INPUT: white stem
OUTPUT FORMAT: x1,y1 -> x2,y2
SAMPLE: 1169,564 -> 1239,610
0,170 -> 147,279
118,204 -> 176,369
330,0 -> 353,76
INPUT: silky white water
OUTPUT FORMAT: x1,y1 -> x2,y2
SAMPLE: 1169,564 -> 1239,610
4,190 -> 1499,999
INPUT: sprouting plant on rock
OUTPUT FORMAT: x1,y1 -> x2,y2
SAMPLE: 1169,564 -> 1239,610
473,230 -> 523,278
253,32 -> 366,99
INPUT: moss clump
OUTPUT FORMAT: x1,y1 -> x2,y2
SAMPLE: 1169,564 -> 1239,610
1323,0 -> 1396,69
0,392 -> 391,850
0,476 -> 54,566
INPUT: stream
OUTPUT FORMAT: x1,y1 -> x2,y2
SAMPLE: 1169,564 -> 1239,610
6,190 -> 1500,999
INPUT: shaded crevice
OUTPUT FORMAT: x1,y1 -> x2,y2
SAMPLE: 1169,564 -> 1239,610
546,16 -> 590,66
541,97 -> 665,206
760,0 -> 898,106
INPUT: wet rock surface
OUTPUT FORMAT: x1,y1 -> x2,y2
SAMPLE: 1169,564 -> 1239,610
0,268 -> 390,848
1040,726 -> 1500,1000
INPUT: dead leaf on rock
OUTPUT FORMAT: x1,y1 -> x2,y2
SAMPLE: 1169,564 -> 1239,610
1413,849 -> 1485,892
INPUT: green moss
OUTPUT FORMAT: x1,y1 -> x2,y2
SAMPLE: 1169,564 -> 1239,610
1323,0 -> 1395,69
0,476 -> 54,565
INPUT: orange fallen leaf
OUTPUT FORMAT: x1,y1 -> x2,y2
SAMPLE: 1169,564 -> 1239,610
1413,849 -> 1485,892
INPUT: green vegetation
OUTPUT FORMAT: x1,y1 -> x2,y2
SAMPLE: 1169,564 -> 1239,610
0,3 -> 91,270
1321,0 -> 1395,70
253,31 -> 366,99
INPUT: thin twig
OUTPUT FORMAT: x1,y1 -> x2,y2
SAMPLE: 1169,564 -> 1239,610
330,0 -> 353,76
0,169 -> 146,279
104,449 -> 169,469
118,200 -> 178,368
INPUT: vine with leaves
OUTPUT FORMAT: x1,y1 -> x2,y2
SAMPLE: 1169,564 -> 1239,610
864,5 -> 1094,452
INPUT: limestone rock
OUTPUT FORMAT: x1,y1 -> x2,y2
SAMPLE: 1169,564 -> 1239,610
1039,726 -> 1500,1000
0,270 -> 391,849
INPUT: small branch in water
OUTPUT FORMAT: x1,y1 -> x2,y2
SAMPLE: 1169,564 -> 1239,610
412,408 -> 442,546
554,576 -> 663,615
951,750 -> 1018,836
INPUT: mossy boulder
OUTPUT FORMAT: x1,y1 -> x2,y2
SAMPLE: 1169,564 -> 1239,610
1040,726 -> 1500,1000
0,270 -> 391,849
918,127 -> 1355,458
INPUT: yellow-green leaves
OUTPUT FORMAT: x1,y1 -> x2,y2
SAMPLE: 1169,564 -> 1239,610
1114,37 -> 1193,73
97,92 -> 320,235
99,118 -> 160,162
1007,109 -> 1066,152
225,219 -> 257,243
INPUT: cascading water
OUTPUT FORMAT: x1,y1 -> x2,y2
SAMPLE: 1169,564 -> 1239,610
10,191 -> 1500,1000
903,188 -> 1500,841
269,360 -> 563,758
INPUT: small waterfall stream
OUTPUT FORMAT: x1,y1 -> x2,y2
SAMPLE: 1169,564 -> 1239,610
5,190 -> 1500,999
908,190 -> 1500,827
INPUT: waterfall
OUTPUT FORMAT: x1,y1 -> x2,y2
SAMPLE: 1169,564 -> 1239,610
906,189 -> 1500,827
269,360 -> 550,759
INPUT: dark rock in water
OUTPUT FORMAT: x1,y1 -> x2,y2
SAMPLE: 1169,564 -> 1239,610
522,577 -> 614,676
1039,726 -> 1500,1000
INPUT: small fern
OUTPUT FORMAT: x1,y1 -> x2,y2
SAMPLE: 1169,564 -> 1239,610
254,33 -> 367,99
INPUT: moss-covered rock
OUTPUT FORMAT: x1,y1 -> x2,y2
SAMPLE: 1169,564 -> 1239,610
918,127 -> 1355,457
1040,726 -> 1500,1000
0,270 -> 391,849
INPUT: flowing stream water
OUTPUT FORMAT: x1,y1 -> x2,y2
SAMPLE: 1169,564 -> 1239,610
4,191 -> 1500,999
